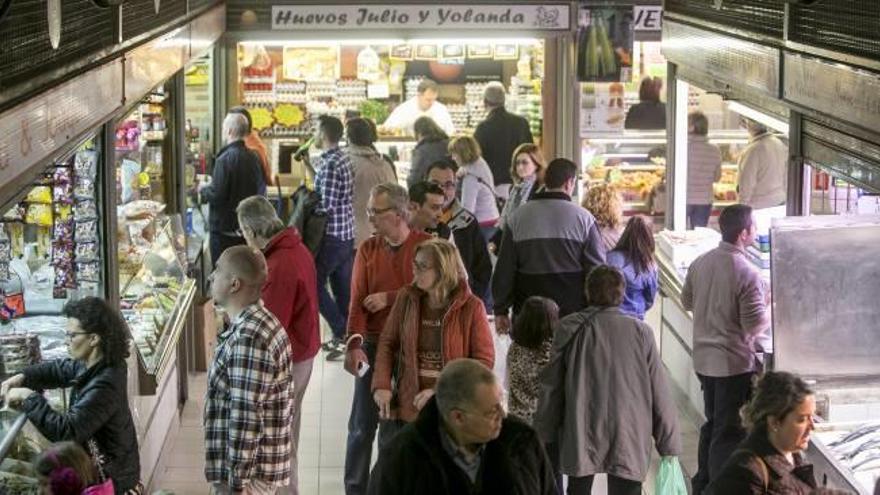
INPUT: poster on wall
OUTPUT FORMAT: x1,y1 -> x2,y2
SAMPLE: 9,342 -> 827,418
282,46 -> 339,80
577,6 -> 633,82
579,82 -> 626,135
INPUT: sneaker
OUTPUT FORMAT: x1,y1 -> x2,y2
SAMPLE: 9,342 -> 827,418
322,338 -> 341,352
326,348 -> 345,361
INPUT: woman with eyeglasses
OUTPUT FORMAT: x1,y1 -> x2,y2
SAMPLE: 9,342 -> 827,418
1,297 -> 142,494
371,238 -> 494,435
489,143 -> 546,253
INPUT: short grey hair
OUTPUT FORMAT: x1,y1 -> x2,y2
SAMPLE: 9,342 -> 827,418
224,113 -> 250,141
236,195 -> 285,239
370,182 -> 411,222
435,359 -> 497,418
483,82 -> 506,107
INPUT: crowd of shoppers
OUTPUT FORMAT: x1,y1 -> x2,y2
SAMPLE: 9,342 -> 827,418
2,89 -> 846,495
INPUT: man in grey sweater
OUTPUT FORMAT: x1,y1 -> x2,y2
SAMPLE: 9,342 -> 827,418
683,204 -> 771,494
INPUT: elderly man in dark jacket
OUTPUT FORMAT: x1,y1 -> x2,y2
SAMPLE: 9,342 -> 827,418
368,359 -> 556,495
474,82 -> 533,199
200,112 -> 265,265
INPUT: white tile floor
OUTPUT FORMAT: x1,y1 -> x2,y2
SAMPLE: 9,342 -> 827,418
153,307 -> 700,495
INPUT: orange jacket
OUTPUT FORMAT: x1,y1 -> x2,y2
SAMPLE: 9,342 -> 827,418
245,131 -> 272,186
372,280 -> 495,422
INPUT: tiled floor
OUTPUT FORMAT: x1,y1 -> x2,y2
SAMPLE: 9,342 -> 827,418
152,307 -> 701,494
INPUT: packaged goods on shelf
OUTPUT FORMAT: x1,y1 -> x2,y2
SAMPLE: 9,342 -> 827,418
657,228 -> 721,271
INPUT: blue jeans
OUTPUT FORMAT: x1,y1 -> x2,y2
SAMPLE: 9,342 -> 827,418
315,235 -> 354,340
344,342 -> 400,495
687,204 -> 713,229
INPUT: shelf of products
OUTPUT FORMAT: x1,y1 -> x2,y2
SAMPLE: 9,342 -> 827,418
118,217 -> 195,379
115,90 -> 169,206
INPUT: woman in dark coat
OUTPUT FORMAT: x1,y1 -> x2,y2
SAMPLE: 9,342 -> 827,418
2,297 -> 141,494
408,116 -> 450,188
708,371 -> 821,495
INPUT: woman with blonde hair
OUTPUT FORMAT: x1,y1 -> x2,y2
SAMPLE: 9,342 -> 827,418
490,143 -> 546,252
371,238 -> 494,429
582,183 -> 624,252
448,136 -> 500,241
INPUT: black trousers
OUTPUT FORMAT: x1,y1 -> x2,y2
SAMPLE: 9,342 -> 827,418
691,372 -> 755,495
567,475 -> 641,495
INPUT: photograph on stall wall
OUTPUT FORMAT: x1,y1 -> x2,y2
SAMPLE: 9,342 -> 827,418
577,6 -> 634,82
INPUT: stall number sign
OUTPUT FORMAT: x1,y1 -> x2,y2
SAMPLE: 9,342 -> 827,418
634,6 -> 662,32
272,4 -> 571,30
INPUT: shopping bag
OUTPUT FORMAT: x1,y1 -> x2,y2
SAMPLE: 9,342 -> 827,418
654,456 -> 688,495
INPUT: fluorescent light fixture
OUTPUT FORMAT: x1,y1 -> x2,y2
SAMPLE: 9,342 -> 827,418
726,101 -> 790,135
239,38 -> 541,47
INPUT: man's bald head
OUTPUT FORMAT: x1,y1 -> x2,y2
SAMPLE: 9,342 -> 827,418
218,245 -> 267,290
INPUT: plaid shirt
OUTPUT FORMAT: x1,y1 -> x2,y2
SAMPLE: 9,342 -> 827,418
314,146 -> 355,241
204,303 -> 293,491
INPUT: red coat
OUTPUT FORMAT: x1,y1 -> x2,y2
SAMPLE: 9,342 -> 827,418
372,280 -> 495,422
262,228 -> 320,362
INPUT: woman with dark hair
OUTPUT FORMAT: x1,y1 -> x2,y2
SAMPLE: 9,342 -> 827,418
347,117 -> 398,247
606,215 -> 658,320
1,297 -> 142,494
624,77 -> 667,130
408,116 -> 450,189
507,296 -> 559,425
707,372 -> 823,494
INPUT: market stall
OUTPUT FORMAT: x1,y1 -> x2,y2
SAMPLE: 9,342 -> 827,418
224,2 -> 574,186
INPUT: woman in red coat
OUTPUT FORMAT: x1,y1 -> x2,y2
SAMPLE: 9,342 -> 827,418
372,238 -> 495,425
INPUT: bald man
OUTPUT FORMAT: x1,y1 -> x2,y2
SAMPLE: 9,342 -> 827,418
204,246 -> 294,494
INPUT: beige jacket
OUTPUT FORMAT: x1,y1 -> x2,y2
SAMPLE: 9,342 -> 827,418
682,242 -> 770,377
738,133 -> 788,209
347,145 -> 397,247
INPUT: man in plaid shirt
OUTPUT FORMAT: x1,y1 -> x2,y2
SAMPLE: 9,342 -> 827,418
313,115 -> 355,360
205,246 -> 293,494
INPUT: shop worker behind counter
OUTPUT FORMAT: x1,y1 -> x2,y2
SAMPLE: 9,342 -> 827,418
204,245 -> 294,495
474,82 -> 534,199
382,79 -> 456,136
683,203 -> 772,495
1,297 -> 142,494
367,358 -> 557,495
200,112 -> 266,266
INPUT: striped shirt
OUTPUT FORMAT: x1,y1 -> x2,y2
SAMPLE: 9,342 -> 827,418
314,146 -> 355,241
204,304 -> 293,491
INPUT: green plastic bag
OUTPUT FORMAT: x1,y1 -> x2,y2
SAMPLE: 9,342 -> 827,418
655,456 -> 688,495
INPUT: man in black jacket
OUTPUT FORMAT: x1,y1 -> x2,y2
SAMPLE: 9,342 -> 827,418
200,113 -> 265,265
367,359 -> 556,495
474,82 -> 534,200
422,162 -> 493,307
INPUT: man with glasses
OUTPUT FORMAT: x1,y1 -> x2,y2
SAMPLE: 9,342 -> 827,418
343,182 -> 432,495
409,177 -> 491,307
367,359 -> 556,495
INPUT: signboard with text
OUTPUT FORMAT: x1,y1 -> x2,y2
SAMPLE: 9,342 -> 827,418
271,4 -> 571,31
633,5 -> 662,41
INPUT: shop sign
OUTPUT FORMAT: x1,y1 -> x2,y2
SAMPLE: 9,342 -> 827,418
784,53 -> 880,132
125,26 -> 190,104
633,6 -> 662,42
0,59 -> 122,186
662,20 -> 779,97
271,4 -> 571,31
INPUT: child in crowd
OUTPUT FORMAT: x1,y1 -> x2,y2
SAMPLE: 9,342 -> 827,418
506,296 -> 559,424
34,441 -> 114,495
607,215 -> 659,320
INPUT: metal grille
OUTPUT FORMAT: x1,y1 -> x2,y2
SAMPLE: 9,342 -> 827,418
0,0 -> 113,90
189,0 -> 221,13
122,0 -> 188,40
789,1 -> 880,61
664,0 -> 785,39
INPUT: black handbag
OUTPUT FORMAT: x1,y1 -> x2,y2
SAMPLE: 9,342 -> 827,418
288,184 -> 328,255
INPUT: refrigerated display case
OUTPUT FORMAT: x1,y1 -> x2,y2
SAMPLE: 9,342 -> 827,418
770,215 -> 880,494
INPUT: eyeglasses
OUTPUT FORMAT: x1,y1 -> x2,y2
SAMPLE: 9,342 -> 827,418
412,260 -> 434,272
366,206 -> 396,217
65,332 -> 90,341
456,403 -> 505,421
429,180 -> 457,190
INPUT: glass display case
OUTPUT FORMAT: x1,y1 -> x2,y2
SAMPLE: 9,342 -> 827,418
0,412 -> 49,493
118,217 -> 196,384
